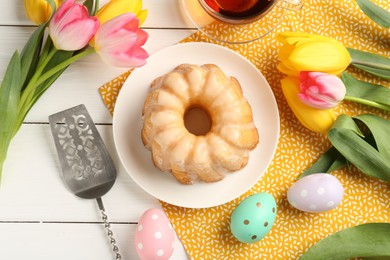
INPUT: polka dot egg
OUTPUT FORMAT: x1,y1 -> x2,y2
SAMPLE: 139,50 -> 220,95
287,173 -> 344,213
230,192 -> 277,243
135,208 -> 175,260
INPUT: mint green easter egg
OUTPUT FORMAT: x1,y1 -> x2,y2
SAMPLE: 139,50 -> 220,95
230,192 -> 277,243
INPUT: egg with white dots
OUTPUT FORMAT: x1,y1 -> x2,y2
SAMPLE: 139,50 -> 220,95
135,208 -> 175,260
287,173 -> 344,213
230,192 -> 277,243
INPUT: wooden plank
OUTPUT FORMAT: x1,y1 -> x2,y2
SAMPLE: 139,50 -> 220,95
0,223 -> 188,259
0,0 -> 193,28
0,27 -> 195,124
1,124 -> 164,222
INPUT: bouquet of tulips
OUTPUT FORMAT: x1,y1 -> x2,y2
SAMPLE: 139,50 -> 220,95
277,0 -> 390,134
277,30 -> 390,182
277,32 -> 390,133
0,0 -> 149,179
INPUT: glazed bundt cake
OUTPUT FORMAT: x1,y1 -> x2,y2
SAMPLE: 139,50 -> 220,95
141,64 -> 259,184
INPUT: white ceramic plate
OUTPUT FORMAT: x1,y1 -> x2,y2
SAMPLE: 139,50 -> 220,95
113,42 -> 279,208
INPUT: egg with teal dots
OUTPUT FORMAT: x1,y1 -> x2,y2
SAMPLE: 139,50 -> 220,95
230,192 -> 277,243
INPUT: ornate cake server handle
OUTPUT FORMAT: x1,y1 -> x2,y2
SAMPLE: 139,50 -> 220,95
97,197 -> 121,260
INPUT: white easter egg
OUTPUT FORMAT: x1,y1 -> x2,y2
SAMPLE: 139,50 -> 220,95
287,173 -> 344,213
135,208 -> 175,260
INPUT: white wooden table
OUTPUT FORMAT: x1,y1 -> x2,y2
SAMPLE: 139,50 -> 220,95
0,1 -> 195,259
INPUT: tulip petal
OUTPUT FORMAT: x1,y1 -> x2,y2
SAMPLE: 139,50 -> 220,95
98,31 -> 137,53
282,37 -> 316,46
101,46 -> 148,68
279,44 -> 301,73
279,44 -> 295,61
281,76 -> 336,133
277,32 -> 350,76
102,13 -> 137,35
96,0 -> 146,25
94,13 -> 149,68
97,44 -> 148,67
61,5 -> 88,24
54,17 -> 100,50
24,0 -> 61,25
277,63 -> 299,76
95,14 -> 138,49
289,41 -> 351,74
138,9 -> 148,25
277,32 -> 339,44
52,0 -> 74,24
298,92 -> 339,109
135,28 -> 148,46
298,71 -> 346,109
49,0 -> 100,51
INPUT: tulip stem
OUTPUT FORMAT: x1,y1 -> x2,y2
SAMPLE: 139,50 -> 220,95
344,95 -> 390,112
13,48 -> 58,136
38,37 -> 53,68
19,48 -> 57,113
35,48 -> 95,86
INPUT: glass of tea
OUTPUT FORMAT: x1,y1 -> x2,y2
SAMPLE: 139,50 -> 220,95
181,0 -> 303,43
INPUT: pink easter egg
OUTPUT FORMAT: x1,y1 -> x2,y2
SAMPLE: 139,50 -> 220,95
135,208 -> 175,260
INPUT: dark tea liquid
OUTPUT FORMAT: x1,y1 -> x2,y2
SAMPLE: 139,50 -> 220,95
204,0 -> 275,19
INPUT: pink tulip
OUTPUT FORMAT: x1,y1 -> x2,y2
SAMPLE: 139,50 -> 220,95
93,13 -> 149,68
49,0 -> 100,51
298,71 -> 346,109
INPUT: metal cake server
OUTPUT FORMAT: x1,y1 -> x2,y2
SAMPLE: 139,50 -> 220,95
49,104 -> 121,260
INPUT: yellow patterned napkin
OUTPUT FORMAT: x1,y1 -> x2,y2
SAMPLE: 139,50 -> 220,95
100,0 -> 390,258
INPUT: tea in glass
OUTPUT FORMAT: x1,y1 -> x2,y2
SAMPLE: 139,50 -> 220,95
202,0 -> 277,23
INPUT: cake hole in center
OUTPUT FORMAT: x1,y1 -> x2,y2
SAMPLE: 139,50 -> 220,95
184,106 -> 211,136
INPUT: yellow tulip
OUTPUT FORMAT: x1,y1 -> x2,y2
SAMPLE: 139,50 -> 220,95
24,0 -> 62,25
281,76 -> 337,133
277,32 -> 351,76
96,0 -> 148,25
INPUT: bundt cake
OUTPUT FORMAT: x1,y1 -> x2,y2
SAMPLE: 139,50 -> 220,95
141,64 -> 259,184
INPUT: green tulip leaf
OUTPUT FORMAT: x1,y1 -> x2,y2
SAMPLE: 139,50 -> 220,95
30,69 -> 67,109
348,48 -> 390,80
0,52 -> 22,134
299,223 -> 390,260
342,72 -> 390,112
355,0 -> 390,28
327,156 -> 349,172
354,114 -> 390,160
298,117 -> 381,181
20,24 -> 46,90
328,115 -> 390,182
298,147 -> 346,179
331,113 -> 363,137
0,51 -> 22,179
352,64 -> 390,80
